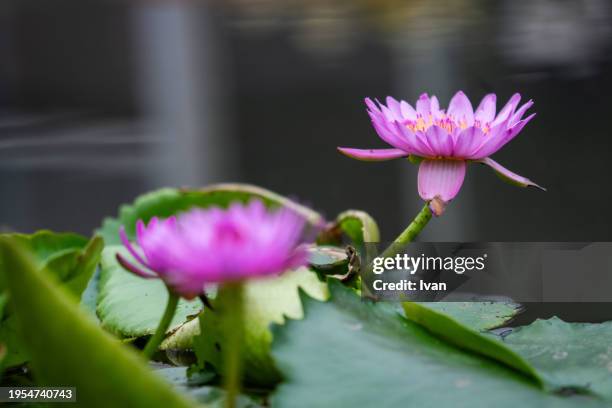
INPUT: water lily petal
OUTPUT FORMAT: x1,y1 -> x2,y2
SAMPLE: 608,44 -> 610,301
418,159 -> 467,202
119,225 -> 149,268
447,91 -> 474,126
416,93 -> 431,117
430,95 -> 444,119
115,253 -> 157,279
468,127 -> 512,159
508,113 -> 536,140
474,93 -> 496,123
393,122 -> 436,157
424,126 -> 454,157
365,97 -> 381,114
400,100 -> 417,121
478,157 -> 545,190
491,93 -> 521,127
337,147 -> 408,161
510,100 -> 533,125
453,127 -> 486,158
380,103 -> 400,122
370,116 -> 415,152
472,112 -> 536,159
386,96 -> 403,119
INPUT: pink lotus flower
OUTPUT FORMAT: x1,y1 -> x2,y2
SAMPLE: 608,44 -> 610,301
338,91 -> 544,215
117,200 -> 308,299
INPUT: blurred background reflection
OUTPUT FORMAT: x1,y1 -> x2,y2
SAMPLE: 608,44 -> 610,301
1,0 -> 611,243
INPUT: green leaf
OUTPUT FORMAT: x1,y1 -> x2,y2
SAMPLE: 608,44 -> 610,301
0,232 -> 103,368
501,317 -> 612,400
80,268 -> 101,318
403,301 -> 542,383
334,210 -> 380,245
415,301 -> 523,331
272,282 -> 605,408
0,291 -> 7,376
0,317 -> 27,370
160,318 -> 200,352
0,292 -> 7,319
0,231 -> 88,291
194,268 -> 328,387
97,246 -> 202,338
98,184 -> 324,246
0,238 -> 196,408
7,230 -> 88,263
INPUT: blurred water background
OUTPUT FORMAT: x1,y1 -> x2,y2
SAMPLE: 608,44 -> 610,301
1,0 -> 611,319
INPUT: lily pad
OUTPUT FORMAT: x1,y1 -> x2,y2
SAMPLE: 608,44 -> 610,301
403,301 -> 541,383
272,282 -> 604,408
194,267 -> 328,387
98,184 -> 324,246
501,317 -> 612,400
416,301 -> 523,331
97,246 -> 202,339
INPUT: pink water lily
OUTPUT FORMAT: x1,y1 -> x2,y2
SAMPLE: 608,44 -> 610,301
117,200 -> 309,299
338,91 -> 544,215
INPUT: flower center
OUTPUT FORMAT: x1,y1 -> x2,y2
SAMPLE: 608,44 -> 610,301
405,114 -> 490,134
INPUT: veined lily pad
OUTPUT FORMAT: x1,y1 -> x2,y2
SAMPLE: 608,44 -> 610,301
271,282 -> 604,408
403,301 -> 541,383
415,301 -> 523,331
501,317 -> 612,400
97,246 -> 202,339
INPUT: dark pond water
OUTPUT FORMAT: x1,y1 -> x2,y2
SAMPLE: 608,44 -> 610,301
1,0 -> 611,321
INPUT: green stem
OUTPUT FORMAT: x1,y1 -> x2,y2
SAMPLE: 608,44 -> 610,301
222,282 -> 244,408
360,204 -> 432,300
143,290 -> 179,360
379,203 -> 432,260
